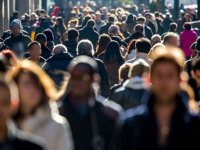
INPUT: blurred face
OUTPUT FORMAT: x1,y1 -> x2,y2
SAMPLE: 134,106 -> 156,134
193,70 -> 200,87
70,65 -> 93,98
11,27 -> 21,36
29,44 -> 41,60
165,37 -> 179,47
95,14 -> 101,21
151,62 -> 181,103
18,73 -> 42,114
0,88 -> 10,126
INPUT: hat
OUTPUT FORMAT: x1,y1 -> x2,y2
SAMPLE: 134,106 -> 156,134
10,19 -> 23,29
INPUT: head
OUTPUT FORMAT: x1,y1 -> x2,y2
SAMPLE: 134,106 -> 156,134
56,17 -> 65,26
43,29 -> 54,42
137,17 -> 146,25
163,32 -> 179,47
108,16 -> 115,23
191,59 -> 200,88
0,81 -> 11,127
169,22 -> 177,32
96,34 -> 111,54
134,24 -> 144,33
10,19 -> 23,36
6,60 -> 56,119
118,63 -> 131,82
67,29 -> 79,40
135,38 -> 152,54
30,13 -> 38,21
150,48 -> 185,103
95,11 -> 101,22
35,33 -> 47,46
151,34 -> 161,46
77,40 -> 94,56
145,13 -> 152,23
183,22 -> 192,30
86,19 -> 95,28
53,44 -> 68,55
128,59 -> 150,78
40,9 -> 46,17
108,25 -> 119,37
28,41 -> 41,60
67,56 -> 99,99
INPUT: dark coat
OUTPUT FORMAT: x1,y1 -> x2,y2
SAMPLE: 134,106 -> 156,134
144,25 -> 153,40
41,45 -> 52,60
46,41 -> 55,51
63,39 -> 78,57
4,33 -> 32,58
99,22 -> 113,35
125,32 -> 145,45
79,27 -> 99,49
59,93 -> 120,150
120,94 -> 200,150
1,123 -> 45,150
43,52 -> 73,87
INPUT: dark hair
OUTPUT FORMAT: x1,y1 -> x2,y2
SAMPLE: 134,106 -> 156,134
169,22 -> 177,32
134,24 -> 144,33
35,33 -> 47,45
192,59 -> 200,72
104,41 -> 124,64
183,22 -> 192,30
135,38 -> 152,53
68,29 -> 79,40
28,41 -> 41,50
43,29 -> 54,41
96,34 -> 111,56
125,14 -> 136,24
108,16 -> 115,22
127,39 -> 136,55
151,56 -> 181,75
40,9 -> 46,14
86,19 -> 95,27
82,15 -> 92,27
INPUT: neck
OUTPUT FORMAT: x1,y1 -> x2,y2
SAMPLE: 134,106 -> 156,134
30,57 -> 40,62
0,123 -> 7,143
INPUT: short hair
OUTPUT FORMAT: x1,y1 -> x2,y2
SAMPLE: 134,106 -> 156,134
163,32 -> 179,45
67,29 -> 79,40
76,40 -> 94,56
134,24 -> 144,33
183,22 -> 192,30
135,38 -> 152,53
108,16 -> 115,22
53,44 -> 68,55
35,33 -> 47,45
108,25 -> 119,36
118,63 -> 131,81
86,19 -> 95,27
192,58 -> 200,72
169,22 -> 177,31
137,17 -> 146,23
28,41 -> 41,50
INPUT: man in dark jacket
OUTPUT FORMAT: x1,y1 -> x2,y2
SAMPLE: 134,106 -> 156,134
79,19 -> 99,49
76,39 -> 110,97
0,80 -> 45,150
99,16 -> 115,35
125,24 -> 145,44
188,59 -> 200,101
120,48 -> 200,150
35,33 -> 52,59
63,29 -> 79,57
137,17 -> 153,40
43,44 -> 73,87
4,19 -> 31,58
43,28 -> 55,51
59,56 -> 120,150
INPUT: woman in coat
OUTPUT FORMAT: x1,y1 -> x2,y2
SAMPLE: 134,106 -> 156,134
6,60 -> 74,150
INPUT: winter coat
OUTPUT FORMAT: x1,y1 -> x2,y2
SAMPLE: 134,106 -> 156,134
20,102 -> 74,150
109,77 -> 148,110
99,22 -> 113,35
59,94 -> 121,150
79,27 -> 99,49
4,33 -> 31,58
120,94 -> 200,150
41,45 -> 52,60
144,25 -> 153,40
1,121 -> 45,150
180,30 -> 197,57
63,39 -> 78,57
43,52 -> 73,87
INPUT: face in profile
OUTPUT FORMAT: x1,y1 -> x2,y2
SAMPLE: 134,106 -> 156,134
29,44 -> 41,59
150,61 -> 181,103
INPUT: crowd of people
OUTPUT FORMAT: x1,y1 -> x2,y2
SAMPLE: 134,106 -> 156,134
0,1 -> 200,150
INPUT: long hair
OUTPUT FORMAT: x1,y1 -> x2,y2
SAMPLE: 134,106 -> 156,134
104,41 -> 124,64
96,34 -> 111,56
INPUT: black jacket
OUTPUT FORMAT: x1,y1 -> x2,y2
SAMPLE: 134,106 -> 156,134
120,94 -> 200,150
144,25 -> 153,40
79,27 -> 99,49
1,122 -> 45,150
43,52 -> 73,87
125,32 -> 145,44
59,93 -> 120,150
4,33 -> 31,58
63,39 -> 78,57
99,22 -> 113,35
